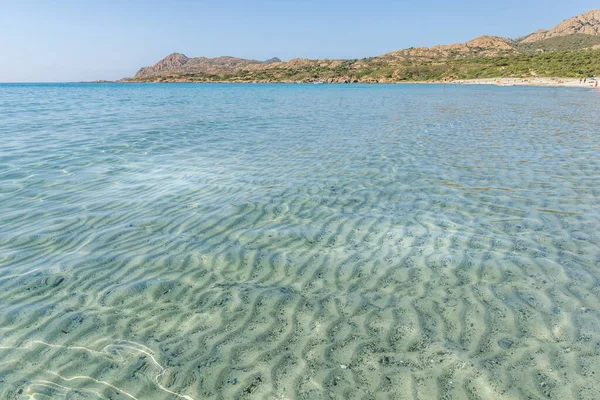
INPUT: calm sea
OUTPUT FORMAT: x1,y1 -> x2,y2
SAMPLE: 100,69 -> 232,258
1,83 -> 599,399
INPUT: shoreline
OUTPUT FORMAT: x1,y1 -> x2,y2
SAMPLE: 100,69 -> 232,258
102,77 -> 599,88
445,77 -> 599,88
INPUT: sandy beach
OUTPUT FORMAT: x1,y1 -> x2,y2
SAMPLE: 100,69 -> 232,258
449,77 -> 600,88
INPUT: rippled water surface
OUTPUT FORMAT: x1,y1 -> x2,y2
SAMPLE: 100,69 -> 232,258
1,83 -> 600,399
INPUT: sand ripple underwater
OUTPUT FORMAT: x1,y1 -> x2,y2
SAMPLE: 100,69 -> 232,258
1,83 -> 600,399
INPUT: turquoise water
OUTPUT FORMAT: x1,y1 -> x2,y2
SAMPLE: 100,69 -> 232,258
1,83 -> 599,399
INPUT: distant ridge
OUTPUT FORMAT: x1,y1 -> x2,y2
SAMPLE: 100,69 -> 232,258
123,10 -> 600,83
134,54 -> 282,79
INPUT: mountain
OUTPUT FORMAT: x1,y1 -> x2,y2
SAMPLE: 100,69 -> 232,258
122,10 -> 600,83
520,9 -> 600,42
263,57 -> 282,64
134,54 -> 282,79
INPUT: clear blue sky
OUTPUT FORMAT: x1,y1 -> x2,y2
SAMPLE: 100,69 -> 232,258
0,0 -> 597,82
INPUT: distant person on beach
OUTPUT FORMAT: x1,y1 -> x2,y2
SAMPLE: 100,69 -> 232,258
596,81 -> 599,88
584,78 -> 587,83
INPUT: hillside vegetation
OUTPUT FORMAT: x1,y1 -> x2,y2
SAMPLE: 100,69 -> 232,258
127,50 -> 600,83
121,10 -> 600,83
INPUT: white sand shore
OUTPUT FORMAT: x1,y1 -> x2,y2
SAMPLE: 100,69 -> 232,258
449,77 -> 599,88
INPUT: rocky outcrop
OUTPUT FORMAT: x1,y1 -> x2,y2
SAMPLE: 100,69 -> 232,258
135,53 -> 189,78
134,54 -> 282,78
382,35 -> 517,61
464,36 -> 515,51
521,9 -> 600,42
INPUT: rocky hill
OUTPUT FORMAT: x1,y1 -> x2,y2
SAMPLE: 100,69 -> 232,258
520,9 -> 600,42
123,9 -> 600,83
134,54 -> 282,79
378,35 -> 517,63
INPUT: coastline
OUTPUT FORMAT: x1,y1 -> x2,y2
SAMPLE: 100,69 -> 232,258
99,77 -> 600,88
446,77 -> 599,88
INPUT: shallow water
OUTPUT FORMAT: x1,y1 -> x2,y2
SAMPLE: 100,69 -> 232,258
1,83 -> 599,399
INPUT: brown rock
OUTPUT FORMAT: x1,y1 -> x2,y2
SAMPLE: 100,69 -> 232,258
521,9 -> 600,42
